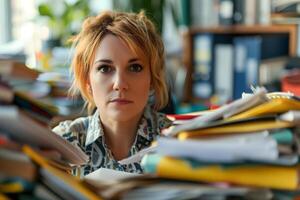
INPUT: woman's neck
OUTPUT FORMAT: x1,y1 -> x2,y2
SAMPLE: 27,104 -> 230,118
100,115 -> 141,161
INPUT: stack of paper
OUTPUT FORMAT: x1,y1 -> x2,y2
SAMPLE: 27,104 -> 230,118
0,106 -> 89,165
141,87 -> 300,192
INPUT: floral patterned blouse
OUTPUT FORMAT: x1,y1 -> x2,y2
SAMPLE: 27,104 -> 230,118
52,105 -> 172,177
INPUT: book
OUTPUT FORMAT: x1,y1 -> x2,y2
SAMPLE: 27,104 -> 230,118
233,36 -> 261,99
0,177 -> 34,194
0,60 -> 39,80
31,183 -> 62,200
0,80 -> 58,124
0,193 -> 9,200
273,1 -> 300,13
233,0 -> 245,24
0,81 -> 13,103
259,57 -> 288,85
0,149 -> 37,181
192,33 -> 214,99
23,145 -> 100,200
257,0 -> 271,25
0,106 -> 88,165
177,0 -> 190,29
243,0 -> 256,25
0,134 -> 21,151
13,91 -> 58,124
191,0 -> 218,28
166,113 -> 200,121
219,0 -> 234,26
214,44 -> 234,104
141,154 -> 300,190
166,110 -> 212,124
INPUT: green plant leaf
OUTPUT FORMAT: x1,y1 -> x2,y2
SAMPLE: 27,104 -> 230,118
38,4 -> 54,19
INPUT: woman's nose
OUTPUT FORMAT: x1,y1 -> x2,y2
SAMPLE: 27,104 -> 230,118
112,71 -> 129,91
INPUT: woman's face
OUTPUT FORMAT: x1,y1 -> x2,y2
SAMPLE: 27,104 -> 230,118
89,34 -> 151,122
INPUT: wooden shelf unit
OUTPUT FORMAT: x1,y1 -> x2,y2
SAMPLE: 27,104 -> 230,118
181,24 -> 298,102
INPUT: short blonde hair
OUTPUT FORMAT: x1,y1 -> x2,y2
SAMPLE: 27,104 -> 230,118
69,10 -> 168,113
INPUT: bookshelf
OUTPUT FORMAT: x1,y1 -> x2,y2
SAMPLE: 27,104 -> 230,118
181,24 -> 298,102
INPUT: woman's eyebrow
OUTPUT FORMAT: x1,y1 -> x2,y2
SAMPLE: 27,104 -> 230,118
128,58 -> 140,63
94,59 -> 113,64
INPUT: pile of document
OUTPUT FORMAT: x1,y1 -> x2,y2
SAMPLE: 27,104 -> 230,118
139,87 -> 300,199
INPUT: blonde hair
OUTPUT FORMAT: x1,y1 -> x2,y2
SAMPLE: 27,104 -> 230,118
69,10 -> 168,114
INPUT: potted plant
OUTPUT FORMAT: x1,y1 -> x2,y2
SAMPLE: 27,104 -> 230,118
113,0 -> 165,34
37,0 -> 91,47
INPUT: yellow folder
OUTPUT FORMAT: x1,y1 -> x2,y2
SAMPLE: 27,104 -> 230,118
0,193 -> 9,200
23,145 -> 102,200
227,98 -> 300,121
178,119 -> 294,139
142,154 -> 299,190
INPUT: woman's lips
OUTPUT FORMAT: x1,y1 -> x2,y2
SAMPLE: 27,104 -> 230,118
109,98 -> 133,104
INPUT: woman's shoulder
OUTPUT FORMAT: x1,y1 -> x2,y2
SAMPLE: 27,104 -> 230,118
142,106 -> 173,138
52,115 -> 92,137
148,108 -> 173,129
156,111 -> 172,125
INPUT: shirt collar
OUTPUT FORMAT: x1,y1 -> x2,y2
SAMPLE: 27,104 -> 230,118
85,110 -> 103,146
136,105 -> 172,142
84,105 -> 172,147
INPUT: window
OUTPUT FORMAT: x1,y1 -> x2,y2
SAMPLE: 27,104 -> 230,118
0,0 -> 42,67
0,0 -> 12,44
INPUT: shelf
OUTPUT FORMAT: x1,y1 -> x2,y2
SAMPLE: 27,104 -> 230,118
181,24 -> 298,102
190,24 -> 297,34
189,24 -> 297,56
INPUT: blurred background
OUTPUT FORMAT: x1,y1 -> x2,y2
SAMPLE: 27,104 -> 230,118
1,0 -> 300,116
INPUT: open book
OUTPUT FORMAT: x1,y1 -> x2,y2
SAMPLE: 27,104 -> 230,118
0,106 -> 88,165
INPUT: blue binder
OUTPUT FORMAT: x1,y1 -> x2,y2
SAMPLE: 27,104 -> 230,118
233,36 -> 262,99
192,34 -> 214,99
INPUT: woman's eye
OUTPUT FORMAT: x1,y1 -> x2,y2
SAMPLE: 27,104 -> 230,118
97,65 -> 112,73
129,64 -> 143,72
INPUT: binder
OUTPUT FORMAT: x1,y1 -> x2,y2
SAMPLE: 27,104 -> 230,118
219,0 -> 234,26
214,44 -> 234,103
142,154 -> 300,190
192,34 -> 214,99
178,0 -> 190,28
233,0 -> 244,24
233,36 -> 261,99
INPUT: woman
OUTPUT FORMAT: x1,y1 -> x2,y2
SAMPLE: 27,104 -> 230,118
52,10 -> 172,177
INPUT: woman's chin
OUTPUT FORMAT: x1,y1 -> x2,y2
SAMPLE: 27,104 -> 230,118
107,111 -> 140,122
